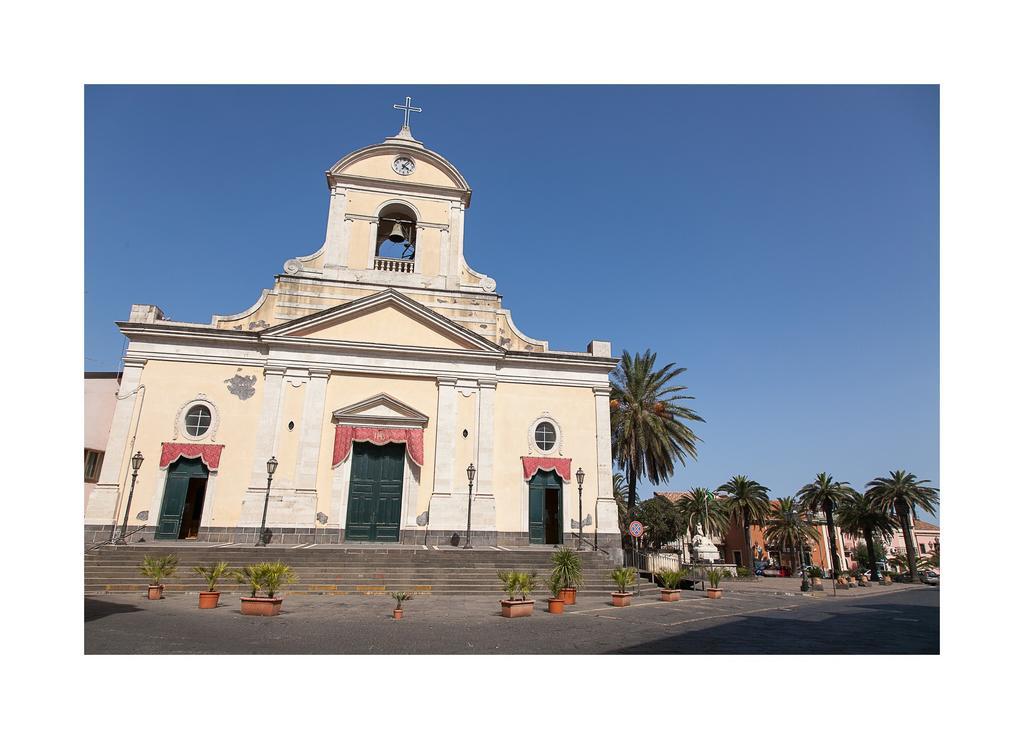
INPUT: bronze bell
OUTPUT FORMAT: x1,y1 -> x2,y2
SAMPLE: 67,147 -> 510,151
386,221 -> 406,243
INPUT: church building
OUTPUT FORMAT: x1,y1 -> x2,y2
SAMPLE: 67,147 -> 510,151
85,100 -> 621,550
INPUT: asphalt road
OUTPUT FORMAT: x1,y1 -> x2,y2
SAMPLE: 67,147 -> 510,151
84,584 -> 938,655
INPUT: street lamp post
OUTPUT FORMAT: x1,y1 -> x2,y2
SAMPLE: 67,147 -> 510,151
116,452 -> 144,545
575,468 -> 585,551
463,463 -> 476,549
257,456 -> 278,546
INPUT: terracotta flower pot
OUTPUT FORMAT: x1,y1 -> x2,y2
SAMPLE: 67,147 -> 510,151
883,576 -> 892,585
240,597 -> 283,616
198,591 -> 221,609
559,588 -> 577,605
500,599 -> 534,618
811,577 -> 823,591
147,584 -> 163,600
611,591 -> 632,607
547,598 -> 565,614
660,589 -> 681,602
393,608 -> 403,620
707,588 -> 723,599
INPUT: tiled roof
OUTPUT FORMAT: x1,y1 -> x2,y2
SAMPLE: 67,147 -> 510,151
914,519 -> 940,532
654,492 -> 690,503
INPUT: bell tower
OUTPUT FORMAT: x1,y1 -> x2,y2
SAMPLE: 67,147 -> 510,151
283,97 -> 478,292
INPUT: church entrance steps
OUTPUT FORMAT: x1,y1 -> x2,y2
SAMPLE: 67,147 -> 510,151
85,545 -> 618,596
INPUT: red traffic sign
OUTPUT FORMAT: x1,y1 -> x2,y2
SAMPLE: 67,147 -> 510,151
628,520 -> 643,538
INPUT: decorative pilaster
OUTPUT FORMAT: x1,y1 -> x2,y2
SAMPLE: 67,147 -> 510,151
476,379 -> 497,496
294,369 -> 330,493
439,226 -> 451,285
432,377 -> 458,495
323,186 -> 349,272
85,358 -> 147,524
248,367 -> 286,489
366,219 -> 380,270
593,385 -> 619,534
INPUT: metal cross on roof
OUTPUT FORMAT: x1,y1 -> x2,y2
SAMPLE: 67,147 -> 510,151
393,96 -> 423,130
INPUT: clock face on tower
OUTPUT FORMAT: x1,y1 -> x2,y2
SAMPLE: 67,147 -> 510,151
392,156 -> 415,176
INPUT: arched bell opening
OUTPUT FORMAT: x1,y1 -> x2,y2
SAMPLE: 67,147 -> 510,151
375,204 -> 417,262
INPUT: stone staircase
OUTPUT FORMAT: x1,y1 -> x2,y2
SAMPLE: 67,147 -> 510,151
84,545 -> 620,597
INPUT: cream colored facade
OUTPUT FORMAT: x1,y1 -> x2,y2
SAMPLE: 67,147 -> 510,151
85,118 -> 619,548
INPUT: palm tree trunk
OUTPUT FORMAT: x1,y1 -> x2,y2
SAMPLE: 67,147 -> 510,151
743,510 -> 753,571
865,526 -> 879,581
824,501 -> 841,579
626,465 -> 638,519
896,502 -> 917,579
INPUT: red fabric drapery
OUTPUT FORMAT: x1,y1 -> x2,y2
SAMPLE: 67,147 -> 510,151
332,425 -> 425,468
159,443 -> 224,470
521,456 -> 572,482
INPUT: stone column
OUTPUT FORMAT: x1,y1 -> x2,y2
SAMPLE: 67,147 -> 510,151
85,358 -> 147,525
323,186 -> 349,274
294,369 -> 330,494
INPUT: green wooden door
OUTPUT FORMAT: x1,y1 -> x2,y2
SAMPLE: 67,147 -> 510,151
156,458 -> 208,539
528,469 -> 563,544
345,442 -> 404,542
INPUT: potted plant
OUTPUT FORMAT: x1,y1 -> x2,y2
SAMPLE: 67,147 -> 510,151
658,568 -> 686,601
498,570 -> 536,618
391,591 -> 412,620
236,561 -> 296,616
807,566 -> 824,590
706,567 -> 725,599
882,572 -> 893,585
545,574 -> 566,614
192,561 -> 230,609
610,567 -> 636,606
140,554 -> 178,600
551,547 -> 583,605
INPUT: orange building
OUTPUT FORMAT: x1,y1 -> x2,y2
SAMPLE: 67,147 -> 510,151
719,500 -> 844,574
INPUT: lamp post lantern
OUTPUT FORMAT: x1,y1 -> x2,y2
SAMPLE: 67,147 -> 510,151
575,468 -> 585,550
116,451 -> 144,545
257,456 -> 278,546
463,463 -> 476,549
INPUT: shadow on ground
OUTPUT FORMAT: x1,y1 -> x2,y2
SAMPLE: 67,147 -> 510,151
610,599 -> 939,655
85,597 -> 143,622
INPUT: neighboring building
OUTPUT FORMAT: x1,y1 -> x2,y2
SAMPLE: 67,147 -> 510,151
84,372 -> 120,511
721,508 -> 841,574
845,518 -> 940,571
84,105 -> 620,548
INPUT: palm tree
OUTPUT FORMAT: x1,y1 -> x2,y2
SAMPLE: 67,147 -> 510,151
763,496 -> 821,577
610,350 -> 704,518
797,473 -> 855,579
835,491 -> 898,581
865,470 -> 939,580
676,488 -> 730,541
719,475 -> 771,571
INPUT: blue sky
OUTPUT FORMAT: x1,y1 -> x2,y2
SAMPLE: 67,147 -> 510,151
85,85 -> 938,519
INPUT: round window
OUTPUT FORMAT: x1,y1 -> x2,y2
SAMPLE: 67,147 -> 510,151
184,405 -> 212,438
534,421 -> 556,452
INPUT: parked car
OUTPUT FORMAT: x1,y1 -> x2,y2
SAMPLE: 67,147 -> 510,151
918,570 -> 940,586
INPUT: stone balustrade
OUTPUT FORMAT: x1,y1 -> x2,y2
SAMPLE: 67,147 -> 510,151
374,257 -> 414,273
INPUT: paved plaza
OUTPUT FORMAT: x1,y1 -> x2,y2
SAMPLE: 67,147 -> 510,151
85,581 -> 938,655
